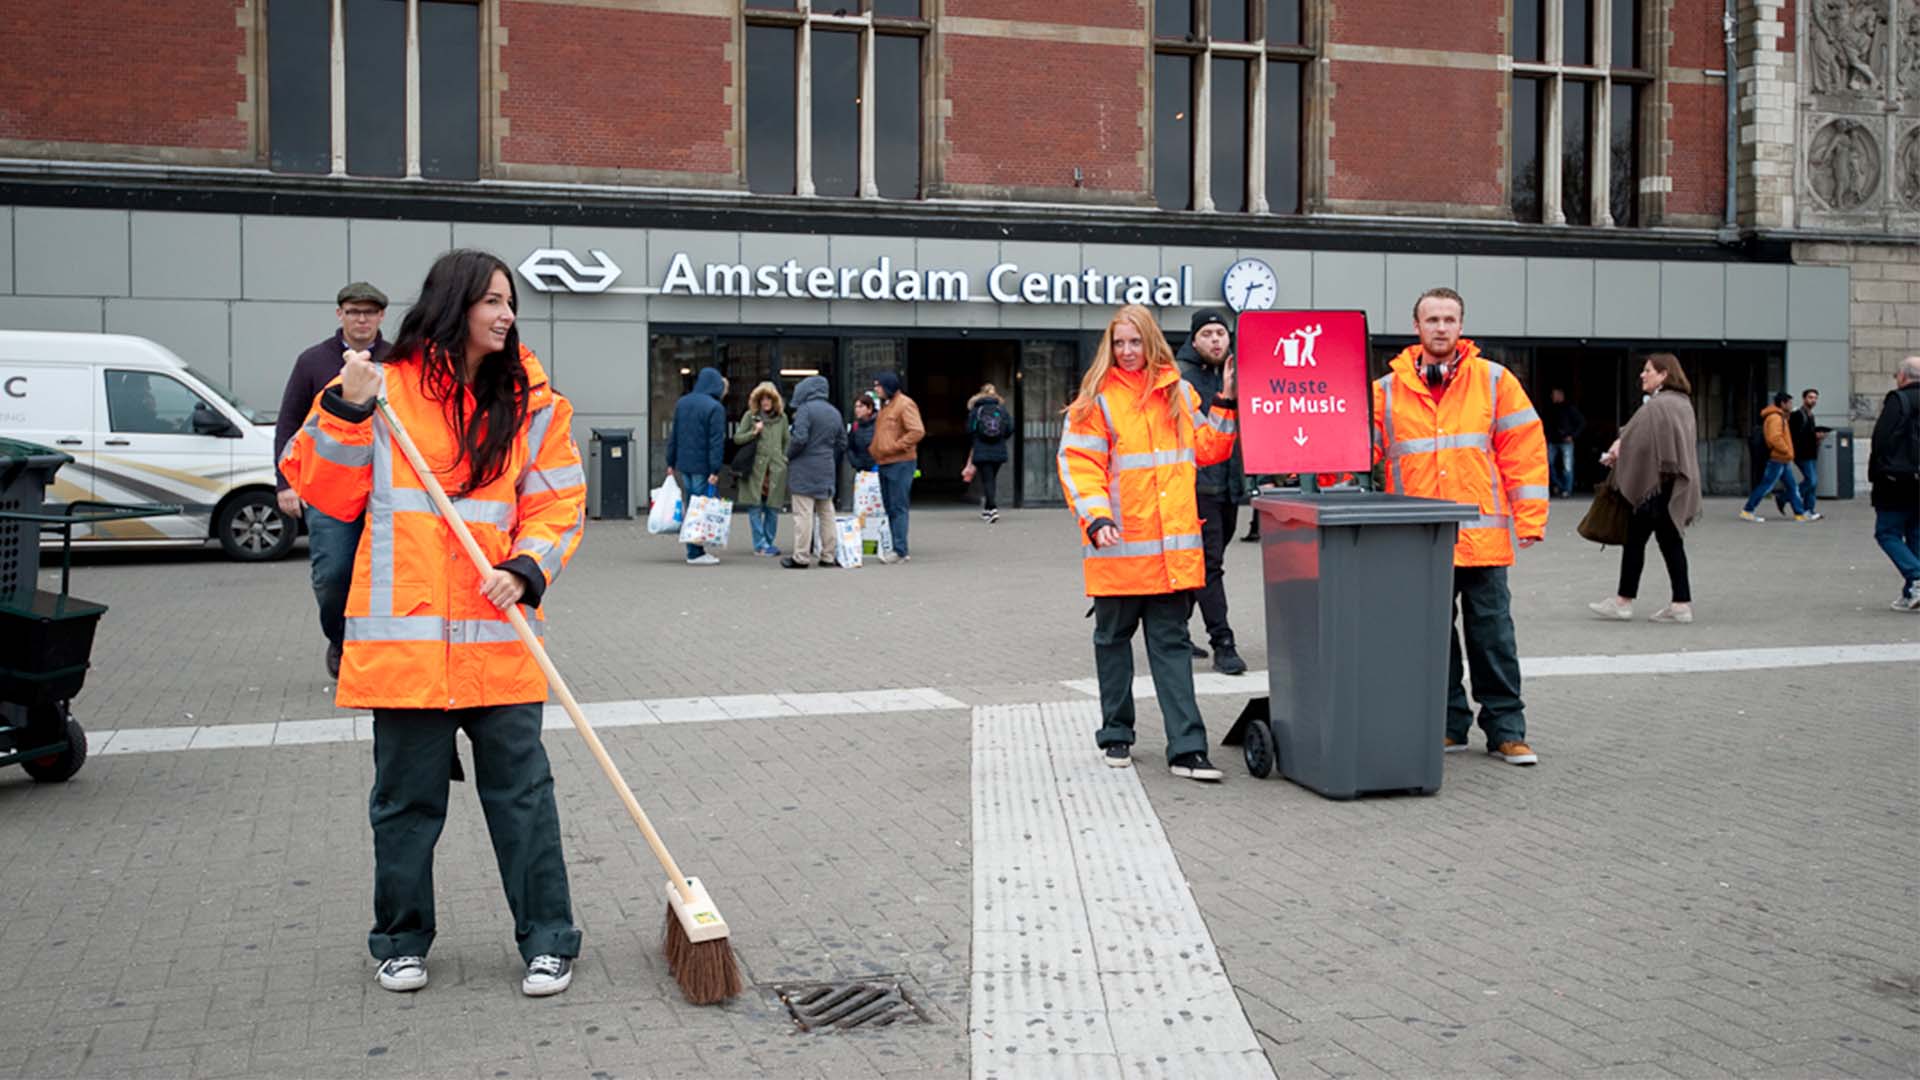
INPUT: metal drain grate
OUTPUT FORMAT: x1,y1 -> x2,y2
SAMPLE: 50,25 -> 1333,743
776,980 -> 926,1032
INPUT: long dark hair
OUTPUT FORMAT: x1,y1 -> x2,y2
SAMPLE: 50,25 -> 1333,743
390,250 -> 529,495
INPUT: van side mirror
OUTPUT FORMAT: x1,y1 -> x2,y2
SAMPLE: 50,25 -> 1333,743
192,402 -> 239,438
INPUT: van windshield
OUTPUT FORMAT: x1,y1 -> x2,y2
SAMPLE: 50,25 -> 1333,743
185,365 -> 267,424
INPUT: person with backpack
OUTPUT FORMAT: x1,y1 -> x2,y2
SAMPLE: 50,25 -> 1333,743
1869,356 -> 1920,611
962,383 -> 1013,523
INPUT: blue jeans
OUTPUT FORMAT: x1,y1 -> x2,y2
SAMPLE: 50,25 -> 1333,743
1794,458 -> 1818,513
681,478 -> 715,560
306,504 -> 365,647
1875,509 -> 1920,595
1549,442 -> 1575,496
746,504 -> 779,552
878,461 -> 915,557
1744,461 -> 1806,515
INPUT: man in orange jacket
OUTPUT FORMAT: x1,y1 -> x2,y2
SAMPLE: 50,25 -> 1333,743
1373,288 -> 1549,765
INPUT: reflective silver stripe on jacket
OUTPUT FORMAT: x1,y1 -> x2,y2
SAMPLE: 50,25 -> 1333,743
1460,514 -> 1513,531
1095,394 -> 1124,530
388,487 -> 517,529
1487,364 -> 1515,548
345,614 -> 538,643
368,419 -> 396,618
516,402 -> 555,496
1509,484 -> 1550,501
1057,424 -> 1106,524
520,462 -> 586,496
1080,532 -> 1204,559
1389,433 -> 1493,456
1379,376 -> 1402,492
1072,496 -> 1113,519
1114,448 -> 1196,471
296,412 -> 374,468
1493,406 -> 1540,432
1059,431 -> 1107,453
518,505 -> 585,582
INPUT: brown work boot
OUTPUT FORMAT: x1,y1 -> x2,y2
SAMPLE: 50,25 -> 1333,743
1489,741 -> 1538,765
1443,736 -> 1470,754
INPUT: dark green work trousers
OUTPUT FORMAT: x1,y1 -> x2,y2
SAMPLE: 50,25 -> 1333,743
1092,592 -> 1209,763
368,702 -> 581,964
1446,566 -> 1528,748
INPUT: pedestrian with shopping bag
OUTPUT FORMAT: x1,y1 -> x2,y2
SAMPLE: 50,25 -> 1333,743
1057,305 -> 1239,782
1587,353 -> 1702,624
277,249 -> 586,997
666,367 -> 728,564
732,381 -> 789,557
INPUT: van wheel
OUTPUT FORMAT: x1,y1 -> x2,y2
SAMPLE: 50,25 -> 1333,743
216,491 -> 297,561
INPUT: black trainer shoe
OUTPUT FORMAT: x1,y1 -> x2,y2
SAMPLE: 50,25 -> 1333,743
1190,642 -> 1209,659
780,556 -> 810,569
376,955 -> 427,992
1103,744 -> 1132,769
1211,644 -> 1247,676
1169,752 -> 1224,782
522,955 -> 572,997
326,641 -> 342,679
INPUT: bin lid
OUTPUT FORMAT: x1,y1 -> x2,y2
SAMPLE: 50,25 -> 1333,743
1254,491 -> 1480,527
0,437 -> 73,477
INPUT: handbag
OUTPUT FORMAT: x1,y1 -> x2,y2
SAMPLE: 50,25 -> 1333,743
729,437 -> 758,481
1577,476 -> 1632,546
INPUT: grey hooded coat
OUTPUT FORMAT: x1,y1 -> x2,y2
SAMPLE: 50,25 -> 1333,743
785,375 -> 847,499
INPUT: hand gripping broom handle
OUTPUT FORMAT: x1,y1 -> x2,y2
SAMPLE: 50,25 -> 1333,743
373,395 -> 697,905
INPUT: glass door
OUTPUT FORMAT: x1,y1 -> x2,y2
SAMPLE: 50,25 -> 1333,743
1018,340 -> 1077,506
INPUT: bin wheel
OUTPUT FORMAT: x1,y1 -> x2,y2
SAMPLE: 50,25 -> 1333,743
1243,718 -> 1275,779
21,707 -> 86,783
216,490 -> 297,562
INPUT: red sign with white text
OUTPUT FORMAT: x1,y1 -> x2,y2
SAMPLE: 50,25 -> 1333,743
1234,310 -> 1371,474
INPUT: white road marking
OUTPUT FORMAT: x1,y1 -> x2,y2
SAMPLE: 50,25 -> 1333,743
1061,642 -> 1920,698
970,701 -> 1273,1079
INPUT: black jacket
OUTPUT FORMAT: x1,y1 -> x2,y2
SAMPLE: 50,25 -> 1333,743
1175,343 -> 1245,500
273,331 -> 389,491
848,415 -> 877,471
1542,400 -> 1585,443
1788,407 -> 1822,461
1869,384 -> 1920,511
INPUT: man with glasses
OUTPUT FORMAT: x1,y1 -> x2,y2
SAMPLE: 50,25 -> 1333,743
274,282 -> 391,678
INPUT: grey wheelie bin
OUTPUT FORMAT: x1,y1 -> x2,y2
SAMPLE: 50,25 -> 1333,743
1225,491 -> 1477,799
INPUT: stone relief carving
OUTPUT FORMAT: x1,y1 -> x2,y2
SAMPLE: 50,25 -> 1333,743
1899,127 -> 1920,209
1902,0 -> 1920,99
1809,118 -> 1883,208
1809,0 -> 1890,94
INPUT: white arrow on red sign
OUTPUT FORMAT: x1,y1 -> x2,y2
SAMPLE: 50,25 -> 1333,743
1293,427 -> 1310,446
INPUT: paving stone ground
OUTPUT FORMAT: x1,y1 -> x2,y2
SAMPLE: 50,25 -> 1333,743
0,497 -> 1914,1078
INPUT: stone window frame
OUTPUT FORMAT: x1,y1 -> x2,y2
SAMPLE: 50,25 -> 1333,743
1151,0 -> 1320,214
742,0 -> 933,199
1509,0 -> 1655,227
258,0 -> 487,180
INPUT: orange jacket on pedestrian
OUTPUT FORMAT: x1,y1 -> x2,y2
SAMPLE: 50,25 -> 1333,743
279,345 -> 586,709
1760,404 -> 1794,463
1371,339 -> 1549,567
1058,363 -> 1239,596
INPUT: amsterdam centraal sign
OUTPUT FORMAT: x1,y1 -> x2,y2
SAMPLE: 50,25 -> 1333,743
517,249 -> 1196,307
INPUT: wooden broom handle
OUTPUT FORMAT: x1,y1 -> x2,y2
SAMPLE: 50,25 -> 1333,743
373,394 -> 696,904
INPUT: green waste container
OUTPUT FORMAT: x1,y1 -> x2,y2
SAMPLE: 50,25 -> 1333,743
0,438 -> 73,606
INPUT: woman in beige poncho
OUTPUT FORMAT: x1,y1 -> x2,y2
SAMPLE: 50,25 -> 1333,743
1589,353 -> 1703,624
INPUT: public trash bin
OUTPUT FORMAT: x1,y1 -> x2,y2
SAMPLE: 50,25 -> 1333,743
0,438 -> 71,606
1817,429 -> 1854,500
588,428 -> 635,520
1230,491 -> 1478,799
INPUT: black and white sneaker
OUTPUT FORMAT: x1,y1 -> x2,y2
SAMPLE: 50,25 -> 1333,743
1103,744 -> 1132,769
1169,752 -> 1224,782
988,509 -> 1000,524
522,955 -> 572,997
376,955 -> 427,992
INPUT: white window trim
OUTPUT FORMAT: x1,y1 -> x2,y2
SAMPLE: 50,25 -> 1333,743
769,3 -> 925,199
324,0 -> 441,179
1159,5 -> 1311,214
1513,0 -> 1641,227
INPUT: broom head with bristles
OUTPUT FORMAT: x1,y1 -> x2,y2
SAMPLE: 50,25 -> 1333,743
662,876 -> 742,1005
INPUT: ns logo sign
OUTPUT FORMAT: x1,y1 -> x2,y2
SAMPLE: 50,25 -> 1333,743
516,249 -> 623,293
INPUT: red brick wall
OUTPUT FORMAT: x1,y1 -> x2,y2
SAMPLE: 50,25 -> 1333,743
944,36 -> 1144,192
1327,64 -> 1505,206
1670,0 -> 1725,69
499,2 -> 732,176
0,0 -> 248,149
947,0 -> 1142,30
1332,0 -> 1504,54
1666,83 -> 1725,216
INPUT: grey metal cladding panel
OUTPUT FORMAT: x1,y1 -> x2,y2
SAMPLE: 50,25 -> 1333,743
646,229 -> 740,324
913,238 -> 999,329
0,207 -> 13,294
131,212 -> 241,299
996,240 -> 1083,330
105,300 -> 233,386
16,208 -> 130,297
1785,340 -> 1847,403
827,234 -> 917,327
1524,258 -> 1594,337
1592,261 -> 1660,339
1311,251 -> 1386,328
243,216 -> 349,302
551,321 -> 647,413
549,225 -> 645,322
1160,244 -> 1238,332
1658,262 -> 1725,340
1385,254 -> 1457,332
1456,256 -> 1526,335
1788,265 -> 1849,342
349,219 -> 454,306
1723,264 -> 1788,341
1079,243 -> 1156,329
1235,249 -> 1312,312
455,222 -> 554,318
0,297 -> 104,332
515,319 -> 554,374
737,232 -> 831,326
230,301 -> 340,415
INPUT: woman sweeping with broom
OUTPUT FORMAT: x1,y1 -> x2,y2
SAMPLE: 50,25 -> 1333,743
279,249 -> 588,996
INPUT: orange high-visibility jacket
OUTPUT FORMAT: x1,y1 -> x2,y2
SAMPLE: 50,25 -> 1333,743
1371,340 -> 1549,567
1057,362 -> 1239,596
278,346 -> 586,709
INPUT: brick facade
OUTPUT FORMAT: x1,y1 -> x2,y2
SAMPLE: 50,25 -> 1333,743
941,35 -> 1145,198
1329,0 -> 1503,53
945,0 -> 1141,30
1666,83 -> 1729,218
1324,63 -> 1505,209
0,0 -> 251,158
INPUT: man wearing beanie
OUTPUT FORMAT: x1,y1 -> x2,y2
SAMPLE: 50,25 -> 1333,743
1175,308 -> 1248,675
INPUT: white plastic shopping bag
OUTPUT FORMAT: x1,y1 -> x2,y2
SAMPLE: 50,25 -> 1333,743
834,516 -> 865,569
862,513 -> 894,558
678,494 -> 733,547
853,469 -> 884,518
647,474 -> 684,535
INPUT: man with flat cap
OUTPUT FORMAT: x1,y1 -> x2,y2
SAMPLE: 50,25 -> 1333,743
274,281 -> 392,678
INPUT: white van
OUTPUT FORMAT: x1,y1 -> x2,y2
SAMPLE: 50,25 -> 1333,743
0,331 -> 296,561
